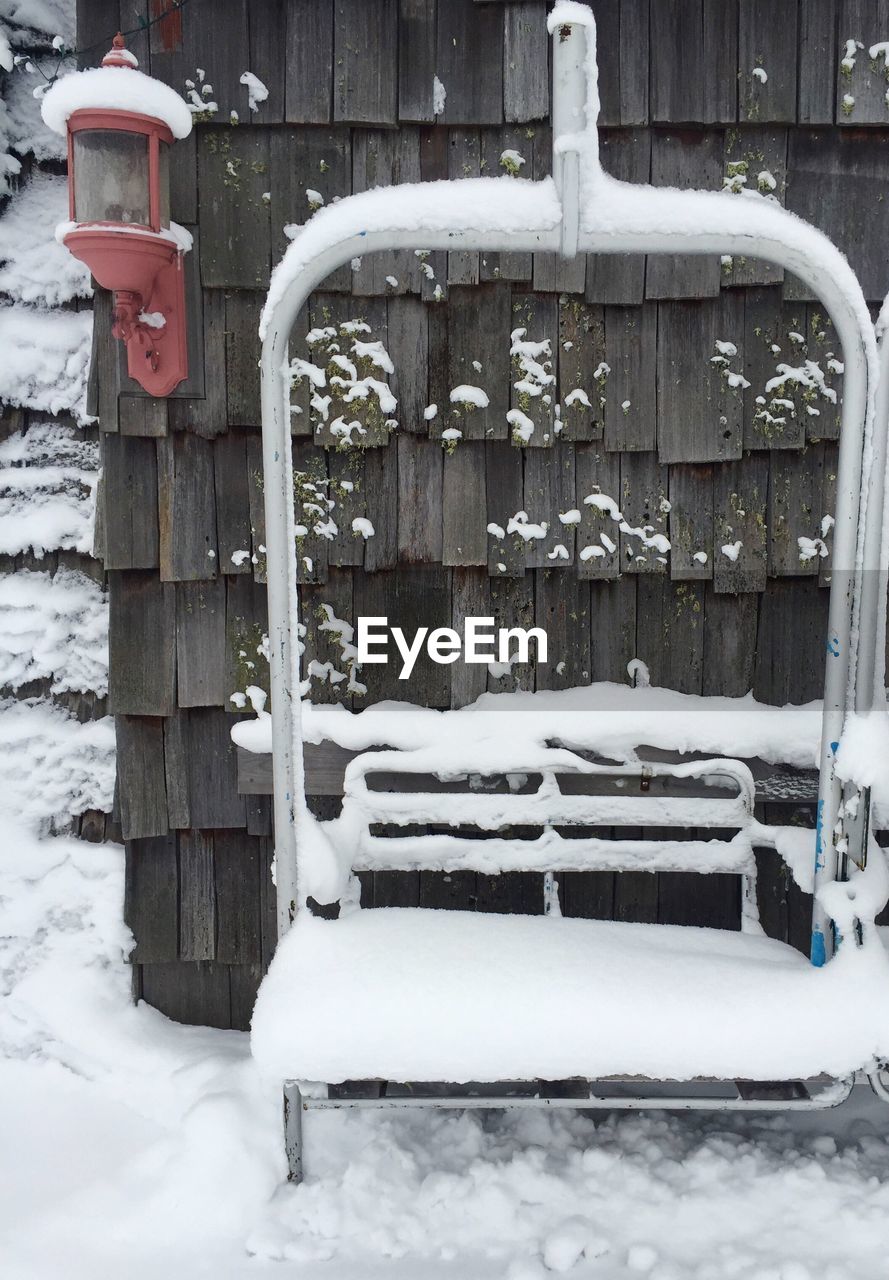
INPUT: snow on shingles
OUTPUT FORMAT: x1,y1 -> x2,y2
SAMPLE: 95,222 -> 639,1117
0,697 -> 113,830
0,171 -> 91,305
0,565 -> 107,695
0,305 -> 92,421
0,422 -> 98,556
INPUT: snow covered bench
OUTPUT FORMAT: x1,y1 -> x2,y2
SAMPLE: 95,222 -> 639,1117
250,750 -> 889,1181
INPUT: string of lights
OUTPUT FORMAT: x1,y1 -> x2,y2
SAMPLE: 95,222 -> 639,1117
12,0 -> 192,87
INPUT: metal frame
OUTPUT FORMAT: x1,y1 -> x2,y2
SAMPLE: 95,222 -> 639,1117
260,10 -> 889,1174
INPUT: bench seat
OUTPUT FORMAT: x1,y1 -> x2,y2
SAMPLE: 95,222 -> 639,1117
251,909 -> 889,1086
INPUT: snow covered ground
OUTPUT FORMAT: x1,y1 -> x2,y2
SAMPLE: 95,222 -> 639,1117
3,814 -> 889,1279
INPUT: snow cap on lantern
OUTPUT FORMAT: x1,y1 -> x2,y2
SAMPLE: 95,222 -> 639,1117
41,33 -> 193,397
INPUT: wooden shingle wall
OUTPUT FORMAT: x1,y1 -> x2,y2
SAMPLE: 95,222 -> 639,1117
82,0 -> 889,1028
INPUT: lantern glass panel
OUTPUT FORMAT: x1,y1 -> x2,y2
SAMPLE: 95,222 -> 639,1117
158,140 -> 171,227
73,130 -> 150,225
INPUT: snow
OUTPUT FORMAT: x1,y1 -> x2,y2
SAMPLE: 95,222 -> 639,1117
0,421 -> 98,555
41,64 -> 194,139
450,383 -> 489,409
240,70 -> 268,112
432,73 -> 446,116
0,305 -> 92,422
252,907 -> 889,1085
0,0 -> 74,41
0,565 -> 107,694
0,171 -> 90,305
0,698 -> 114,831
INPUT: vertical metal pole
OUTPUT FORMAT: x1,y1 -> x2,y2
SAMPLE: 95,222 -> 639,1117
551,14 -> 589,260
283,1082 -> 304,1183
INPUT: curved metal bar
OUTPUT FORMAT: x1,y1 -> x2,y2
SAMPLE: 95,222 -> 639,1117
261,206 -> 876,951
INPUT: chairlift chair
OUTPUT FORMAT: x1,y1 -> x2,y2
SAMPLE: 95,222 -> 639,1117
254,3 -> 889,1182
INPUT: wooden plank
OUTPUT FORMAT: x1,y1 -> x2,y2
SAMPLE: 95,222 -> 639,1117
268,128 -> 352,291
635,577 -> 705,694
214,833 -> 262,964
486,439 -> 525,577
523,443 -> 577,568
445,284 -> 511,441
119,396 -> 168,438
245,0 -> 286,123
738,0 -> 798,123
116,716 -> 168,841
387,297 -> 429,432
503,0 -> 548,123
450,566 -> 489,707
558,299 -> 605,442
722,127 -> 788,286
225,291 -> 263,426
292,441 -> 330,585
447,129 -> 481,285
419,869 -> 477,910
327,450 -> 366,567
768,445 -> 824,576
166,287 -> 226,434
510,293 -> 558,448
285,0 -> 334,123
397,434 -> 443,563
804,305 -> 844,442
668,464 -> 714,580
245,433 -> 267,582
92,288 -> 119,433
835,0 -> 889,124
818,442 -> 839,587
179,708 -> 248,829
702,586 -> 759,695
333,0 -> 397,125
754,578 -> 828,704
618,450 -> 670,574
743,288 -> 807,450
399,0 -> 436,122
442,441 -> 487,565
487,574 -> 535,691
436,0 -> 504,125
713,452 -> 770,593
176,577 -> 227,708
353,566 -> 452,705
785,129 -> 889,302
197,128 -> 271,290
351,130 -> 422,296
169,130 -> 198,226
213,430 -> 253,575
158,432 -> 219,581
101,434 -> 159,570
799,0 -> 840,124
535,571 -> 590,689
418,127 -> 449,302
124,835 -> 179,964
301,570 -> 356,706
603,304 -> 656,451
108,571 -> 176,716
589,576 -> 637,681
658,865 -> 739,929
363,445 -> 399,570
575,444 -> 621,579
656,294 -> 745,464
647,131 -> 723,299
651,0 -> 738,124
139,962 -> 232,1030
592,0 -> 621,127
179,830 -> 216,961
229,964 -> 264,1030
163,711 -> 190,830
149,0 -> 250,122
225,573 -> 270,713
586,130 -> 650,305
618,0 -> 650,126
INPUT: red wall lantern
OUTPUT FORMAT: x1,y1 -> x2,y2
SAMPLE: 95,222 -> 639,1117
42,34 -> 194,397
